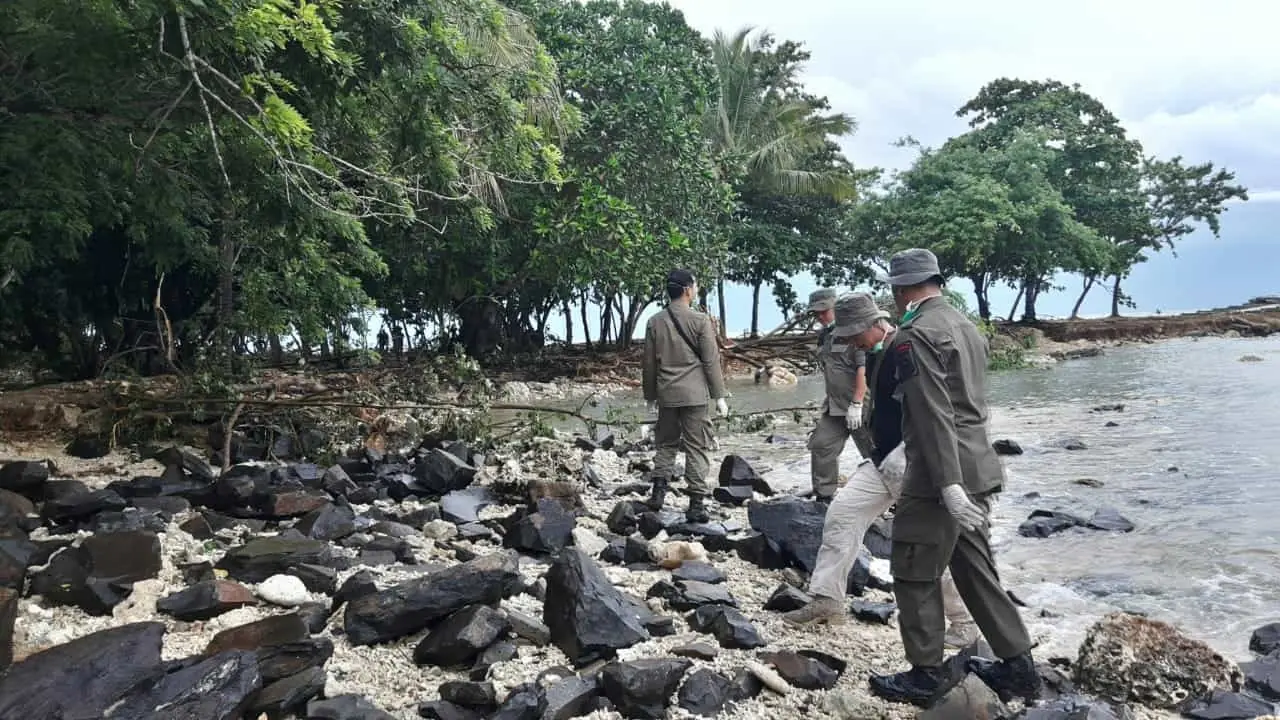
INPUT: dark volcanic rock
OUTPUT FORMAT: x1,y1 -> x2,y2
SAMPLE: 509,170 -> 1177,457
600,658 -> 692,719
289,563 -> 339,594
251,666 -> 327,715
745,496 -> 828,572
1019,510 -> 1088,538
413,605 -> 511,668
205,613 -> 310,656
256,636 -> 335,682
850,599 -> 896,624
1086,508 -> 1135,533
0,621 -> 164,719
504,608 -> 551,646
762,584 -> 811,613
543,548 -> 650,666
156,579 -> 257,621
504,498 -> 576,555
606,500 -> 647,536
490,682 -> 546,719
1182,690 -> 1276,719
1252,623 -> 1280,655
671,561 -> 725,584
414,449 -> 477,495
439,680 -> 499,710
295,503 -> 357,541
678,667 -> 735,717
345,551 -> 520,645
0,460 -> 49,495
758,650 -> 840,690
1243,651 -> 1280,701
993,439 -> 1024,455
687,605 -> 766,650
1015,695 -> 1130,719
717,455 -> 773,495
712,485 -> 753,506
29,531 -> 163,614
41,488 -> 128,524
333,569 -> 379,614
542,675 -> 599,720
307,693 -> 398,719
103,649 -> 261,719
215,537 -> 332,583
647,579 -> 737,611
417,700 -> 484,720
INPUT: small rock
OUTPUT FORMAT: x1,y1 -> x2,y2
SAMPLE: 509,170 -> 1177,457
504,608 -> 551,646
757,650 -> 840,690
993,439 -> 1024,456
1243,651 -> 1280,700
258,574 -> 311,607
763,584 -> 811,613
1182,689 -> 1276,719
673,642 -> 720,660
600,658 -> 692,719
672,561 -> 725,584
250,666 -> 326,715
504,498 -> 576,555
717,456 -> 774,495
1074,478 -> 1104,488
1251,623 -> 1280,655
542,675 -> 599,720
438,680 -> 498,710
417,700 -> 484,720
678,667 -> 734,717
688,605 -> 766,649
103,650 -> 262,719
543,549 -> 650,666
156,579 -> 256,621
414,604 -> 511,668
1086,508 -> 1135,533
306,694 -> 397,720
215,537 -> 332,584
920,674 -> 1003,720
850,599 -> 896,624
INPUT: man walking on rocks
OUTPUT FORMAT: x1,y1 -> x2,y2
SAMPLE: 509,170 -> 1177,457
642,269 -> 730,523
807,288 -> 869,504
783,293 -> 978,648
868,249 -> 1040,707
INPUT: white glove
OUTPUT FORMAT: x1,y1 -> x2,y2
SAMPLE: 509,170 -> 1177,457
846,404 -> 864,432
715,398 -> 730,417
941,485 -> 987,532
646,400 -> 658,414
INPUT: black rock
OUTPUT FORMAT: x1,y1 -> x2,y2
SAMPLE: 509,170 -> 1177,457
289,563 -> 339,594
647,579 -> 737,611
0,537 -> 34,589
1182,690 -> 1276,719
850,599 -> 896,624
417,700 -> 484,720
257,636 -> 335,682
414,449 -> 477,495
763,584 -> 812,613
757,650 -> 840,690
332,569 -> 378,614
295,603 -> 330,634
600,658 -> 692,719
600,540 -> 626,565
745,496 -> 831,573
644,615 -> 678,637
439,680 -> 498,710
29,531 -> 163,614
216,537 -> 333,583
86,508 -> 169,534
296,504 -> 357,541
687,605 -> 766,649
1018,510 -> 1087,539
1085,508 -> 1135,533
504,608 -> 551,646
606,501 -> 646,536
0,460 -> 50,495
504,498 -> 576,555
156,579 -> 257,621
543,548 -> 650,666
1244,651 -> 1280,701
713,486 -> 756,510
865,518 -> 893,559
727,667 -> 763,702
251,666 -> 327,715
0,621 -> 165,718
542,675 -> 599,720
307,693 -> 397,719
152,445 -> 218,482
66,433 -> 111,459
672,642 -> 719,661
717,455 -> 773,495
471,640 -> 519,681
623,536 -> 652,565
678,667 -> 735,717
730,532 -> 787,570
441,487 -> 496,524
205,613 -> 310,656
345,551 -> 520,645
103,649 -> 261,719
993,439 -> 1024,456
42,489 -> 128,524
1253,623 -> 1280,655
672,561 -> 725,584
413,604 -> 511,668
490,682 -> 546,720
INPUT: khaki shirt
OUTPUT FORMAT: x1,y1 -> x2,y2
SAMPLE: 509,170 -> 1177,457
892,296 -> 1004,498
642,303 -> 727,407
816,325 -> 866,417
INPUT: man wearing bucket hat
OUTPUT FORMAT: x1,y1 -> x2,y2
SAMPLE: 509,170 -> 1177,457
806,288 -> 869,504
783,293 -> 978,649
868,249 -> 1040,707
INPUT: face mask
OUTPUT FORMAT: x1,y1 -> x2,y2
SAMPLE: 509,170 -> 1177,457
872,340 -> 884,353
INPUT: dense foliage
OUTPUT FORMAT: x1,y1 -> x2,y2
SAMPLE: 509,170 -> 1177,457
0,4 -> 1247,381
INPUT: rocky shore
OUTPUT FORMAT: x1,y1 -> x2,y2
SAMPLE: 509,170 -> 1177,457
1,421 -> 1278,720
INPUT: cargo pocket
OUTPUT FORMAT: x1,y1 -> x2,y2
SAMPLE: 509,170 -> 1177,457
891,541 -> 947,582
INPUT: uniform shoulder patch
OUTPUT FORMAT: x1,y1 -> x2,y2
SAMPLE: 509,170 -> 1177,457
893,340 -> 918,380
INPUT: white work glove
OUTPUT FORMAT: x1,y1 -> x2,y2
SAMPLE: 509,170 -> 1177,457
941,485 -> 987,532
715,398 -> 730,417
845,404 -> 864,432
646,400 -> 658,414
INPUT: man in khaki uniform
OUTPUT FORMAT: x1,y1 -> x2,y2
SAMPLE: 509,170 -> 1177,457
869,249 -> 1040,707
642,269 -> 730,523
808,289 -> 869,503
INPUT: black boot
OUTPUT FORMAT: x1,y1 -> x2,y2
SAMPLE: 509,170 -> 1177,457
685,494 -> 710,523
646,476 -> 669,511
868,665 -> 945,707
966,651 -> 1042,704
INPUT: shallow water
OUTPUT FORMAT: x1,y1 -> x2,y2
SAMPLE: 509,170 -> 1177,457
551,335 -> 1280,661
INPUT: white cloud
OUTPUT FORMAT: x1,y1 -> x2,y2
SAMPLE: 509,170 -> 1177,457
662,0 -> 1280,194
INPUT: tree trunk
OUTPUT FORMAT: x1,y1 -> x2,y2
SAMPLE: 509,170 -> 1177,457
215,212 -> 236,360
750,281 -> 762,338
1110,275 -> 1124,317
1007,285 -> 1025,323
1022,277 -> 1040,322
716,278 -> 728,338
562,301 -> 573,345
599,295 -> 614,346
1071,276 -> 1096,319
268,334 -> 283,365
580,294 -> 592,351
968,273 -> 991,320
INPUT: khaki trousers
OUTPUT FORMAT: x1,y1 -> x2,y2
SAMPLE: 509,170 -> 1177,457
652,404 -> 712,496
